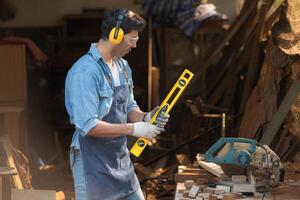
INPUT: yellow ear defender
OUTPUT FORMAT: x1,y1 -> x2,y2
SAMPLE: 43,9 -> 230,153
109,10 -> 125,45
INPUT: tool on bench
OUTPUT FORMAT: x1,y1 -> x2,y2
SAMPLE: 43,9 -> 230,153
204,137 -> 282,195
130,69 -> 194,157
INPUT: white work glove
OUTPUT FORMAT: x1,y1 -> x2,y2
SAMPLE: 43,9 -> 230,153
132,122 -> 164,140
143,106 -> 170,128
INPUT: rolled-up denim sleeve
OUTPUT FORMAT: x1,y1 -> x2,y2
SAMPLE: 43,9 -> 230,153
66,70 -> 100,136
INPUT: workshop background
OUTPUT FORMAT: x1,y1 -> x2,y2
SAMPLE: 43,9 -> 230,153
0,0 -> 300,199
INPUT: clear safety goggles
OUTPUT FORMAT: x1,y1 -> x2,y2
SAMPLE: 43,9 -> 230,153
124,35 -> 139,46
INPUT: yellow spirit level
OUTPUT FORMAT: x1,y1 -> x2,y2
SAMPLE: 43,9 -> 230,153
130,69 -> 194,157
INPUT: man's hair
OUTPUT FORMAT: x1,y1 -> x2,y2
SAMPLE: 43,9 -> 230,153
101,8 -> 146,39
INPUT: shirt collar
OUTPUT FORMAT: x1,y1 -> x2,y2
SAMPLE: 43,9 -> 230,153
88,43 -> 102,61
88,43 -> 124,71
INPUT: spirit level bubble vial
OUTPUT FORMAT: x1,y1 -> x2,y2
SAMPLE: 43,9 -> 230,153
130,69 -> 194,157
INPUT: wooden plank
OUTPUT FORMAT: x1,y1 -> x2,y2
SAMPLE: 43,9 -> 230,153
266,0 -> 285,20
239,0 -> 272,113
174,172 -> 215,183
207,4 -> 260,108
206,3 -> 257,100
197,160 -> 226,179
0,45 -> 27,102
238,40 -> 278,138
211,0 -> 272,115
11,189 -> 56,200
178,165 -> 201,173
260,79 -> 300,145
263,0 -> 285,38
0,137 -> 23,189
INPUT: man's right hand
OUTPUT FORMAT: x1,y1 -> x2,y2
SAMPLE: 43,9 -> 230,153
132,122 -> 164,140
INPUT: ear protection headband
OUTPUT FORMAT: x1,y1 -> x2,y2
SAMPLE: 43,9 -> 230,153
109,9 -> 126,45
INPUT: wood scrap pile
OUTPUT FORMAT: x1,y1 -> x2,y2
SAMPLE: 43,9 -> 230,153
175,182 -> 243,200
163,0 -> 300,161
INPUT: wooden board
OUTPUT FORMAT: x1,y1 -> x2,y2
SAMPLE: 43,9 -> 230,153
0,45 -> 27,102
12,189 -> 56,200
197,160 -> 226,179
174,172 -> 216,183
260,79 -> 300,145
1,137 -> 24,189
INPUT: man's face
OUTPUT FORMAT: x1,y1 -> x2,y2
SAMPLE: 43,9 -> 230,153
113,30 -> 139,57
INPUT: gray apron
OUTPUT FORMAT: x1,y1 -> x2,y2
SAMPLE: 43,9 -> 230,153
79,57 -> 139,200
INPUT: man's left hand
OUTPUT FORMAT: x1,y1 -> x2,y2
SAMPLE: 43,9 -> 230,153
143,106 -> 170,128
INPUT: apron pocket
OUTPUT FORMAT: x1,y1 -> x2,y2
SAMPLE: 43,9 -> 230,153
101,137 -> 128,170
99,88 -> 113,116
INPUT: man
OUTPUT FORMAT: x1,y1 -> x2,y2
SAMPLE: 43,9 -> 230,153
65,8 -> 169,200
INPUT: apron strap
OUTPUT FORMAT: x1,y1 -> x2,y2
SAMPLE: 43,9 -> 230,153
86,52 -> 113,89
85,52 -> 129,88
115,58 -> 129,84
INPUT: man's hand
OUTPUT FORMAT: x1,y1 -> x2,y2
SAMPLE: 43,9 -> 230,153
144,106 -> 170,128
132,122 -> 164,140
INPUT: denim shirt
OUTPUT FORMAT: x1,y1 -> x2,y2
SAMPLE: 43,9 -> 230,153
65,43 -> 139,149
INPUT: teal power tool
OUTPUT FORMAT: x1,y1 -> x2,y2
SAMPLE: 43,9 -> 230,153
203,137 -> 282,194
205,137 -> 257,166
